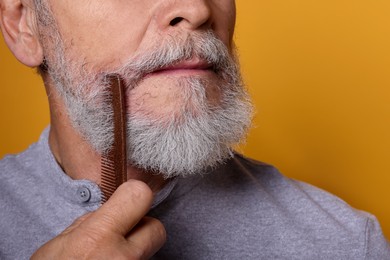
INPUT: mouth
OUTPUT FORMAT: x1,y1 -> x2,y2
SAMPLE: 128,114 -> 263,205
147,58 -> 215,77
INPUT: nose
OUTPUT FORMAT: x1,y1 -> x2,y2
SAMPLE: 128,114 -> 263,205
157,0 -> 213,31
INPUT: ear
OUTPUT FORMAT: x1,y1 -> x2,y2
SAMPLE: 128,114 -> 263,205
0,0 -> 43,67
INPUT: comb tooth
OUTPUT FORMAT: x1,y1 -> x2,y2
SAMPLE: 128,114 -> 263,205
101,175 -> 116,182
101,172 -> 116,183
101,159 -> 115,168
101,174 -> 117,201
101,167 -> 115,174
101,165 -> 115,173
101,179 -> 116,187
100,185 -> 116,194
101,164 -> 114,170
101,160 -> 114,167
100,185 -> 116,193
101,155 -> 114,163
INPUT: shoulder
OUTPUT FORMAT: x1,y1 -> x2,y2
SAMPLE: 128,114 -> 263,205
0,136 -> 51,259
0,128 -> 50,177
0,128 -> 60,188
230,154 -> 390,258
155,154 -> 389,258
0,131 -> 55,211
0,141 -> 42,184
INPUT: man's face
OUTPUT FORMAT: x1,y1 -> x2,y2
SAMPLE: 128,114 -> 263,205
35,0 -> 252,177
44,0 -> 236,109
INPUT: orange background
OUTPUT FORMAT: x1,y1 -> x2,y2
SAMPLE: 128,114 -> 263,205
1,1 -> 389,239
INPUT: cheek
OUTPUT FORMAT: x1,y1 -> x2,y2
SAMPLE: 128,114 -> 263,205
211,0 -> 236,49
49,1 -> 152,68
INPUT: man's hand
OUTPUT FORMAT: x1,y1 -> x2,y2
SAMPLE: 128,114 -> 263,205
31,180 -> 166,259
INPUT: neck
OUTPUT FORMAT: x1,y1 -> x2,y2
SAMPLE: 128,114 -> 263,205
45,80 -> 167,194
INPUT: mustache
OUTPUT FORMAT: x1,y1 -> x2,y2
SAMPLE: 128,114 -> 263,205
100,31 -> 238,90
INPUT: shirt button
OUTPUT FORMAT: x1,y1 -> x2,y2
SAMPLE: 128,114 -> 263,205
77,187 -> 91,203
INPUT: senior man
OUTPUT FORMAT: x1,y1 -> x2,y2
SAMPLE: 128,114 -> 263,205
0,0 -> 389,259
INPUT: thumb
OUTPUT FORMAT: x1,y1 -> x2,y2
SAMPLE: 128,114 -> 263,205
83,180 -> 154,236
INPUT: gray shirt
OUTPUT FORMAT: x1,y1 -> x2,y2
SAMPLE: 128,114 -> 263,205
1,129 -> 389,259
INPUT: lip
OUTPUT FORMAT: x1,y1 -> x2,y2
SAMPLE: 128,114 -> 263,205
147,58 -> 214,77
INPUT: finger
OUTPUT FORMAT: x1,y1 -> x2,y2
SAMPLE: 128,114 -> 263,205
125,217 -> 167,259
84,180 -> 154,236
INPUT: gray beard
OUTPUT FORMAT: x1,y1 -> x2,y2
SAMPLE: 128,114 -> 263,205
39,19 -> 253,178
127,76 -> 253,177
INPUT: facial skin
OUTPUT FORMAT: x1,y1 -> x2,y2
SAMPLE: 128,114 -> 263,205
42,0 -> 239,116
30,0 -> 253,179
45,0 -> 236,69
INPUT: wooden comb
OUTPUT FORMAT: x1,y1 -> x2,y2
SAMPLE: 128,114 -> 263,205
100,74 -> 128,203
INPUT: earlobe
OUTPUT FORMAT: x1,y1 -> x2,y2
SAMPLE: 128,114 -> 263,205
0,0 -> 43,67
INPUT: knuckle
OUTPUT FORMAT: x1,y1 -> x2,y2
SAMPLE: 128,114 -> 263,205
147,217 -> 167,242
130,248 -> 147,260
119,180 -> 153,202
96,212 -> 120,232
125,218 -> 166,259
124,243 -> 148,260
61,228 -> 105,258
